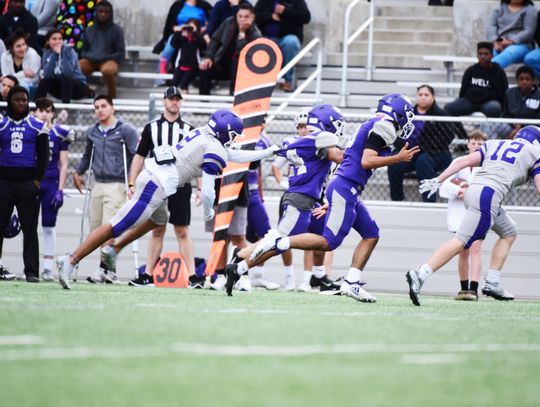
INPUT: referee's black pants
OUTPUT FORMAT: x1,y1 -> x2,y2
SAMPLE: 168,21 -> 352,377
0,179 -> 40,278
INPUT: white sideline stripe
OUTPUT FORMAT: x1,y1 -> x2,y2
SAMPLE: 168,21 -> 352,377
0,335 -> 43,346
1,343 -> 539,361
400,353 -> 462,365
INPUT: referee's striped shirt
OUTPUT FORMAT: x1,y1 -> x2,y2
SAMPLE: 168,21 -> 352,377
135,115 -> 194,157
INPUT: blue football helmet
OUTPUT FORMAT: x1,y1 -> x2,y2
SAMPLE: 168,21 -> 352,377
514,125 -> 540,146
4,213 -> 20,239
207,109 -> 244,148
376,93 -> 415,139
307,104 -> 345,137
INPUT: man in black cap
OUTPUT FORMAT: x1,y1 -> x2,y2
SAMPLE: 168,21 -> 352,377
126,87 -> 202,287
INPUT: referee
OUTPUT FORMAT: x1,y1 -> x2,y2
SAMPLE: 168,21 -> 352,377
127,87 -> 201,287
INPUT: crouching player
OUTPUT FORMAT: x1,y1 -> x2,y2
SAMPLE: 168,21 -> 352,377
227,95 -> 420,302
57,109 -> 280,289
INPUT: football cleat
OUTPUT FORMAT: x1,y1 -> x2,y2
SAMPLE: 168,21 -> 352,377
237,275 -> 252,292
209,275 -> 226,291
454,290 -> 478,301
0,265 -> 16,281
310,275 -> 341,291
57,255 -> 74,290
188,274 -> 205,289
224,264 -> 240,296
406,268 -> 424,306
482,281 -> 515,301
100,246 -> 117,272
251,277 -> 280,290
296,281 -> 312,292
87,268 -> 107,284
249,229 -> 282,262
339,280 -> 377,303
104,270 -> 119,284
42,268 -> 55,282
129,274 -> 155,287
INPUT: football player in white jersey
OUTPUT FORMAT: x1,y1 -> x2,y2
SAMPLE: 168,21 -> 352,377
57,109 -> 279,289
407,125 -> 540,306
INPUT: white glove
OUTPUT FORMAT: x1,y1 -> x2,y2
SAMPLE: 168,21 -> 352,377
419,177 -> 441,199
204,208 -> 215,222
268,144 -> 281,154
279,178 -> 289,189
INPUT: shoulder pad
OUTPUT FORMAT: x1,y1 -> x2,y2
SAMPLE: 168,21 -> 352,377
369,120 -> 397,146
28,116 -> 47,132
53,124 -> 75,143
315,131 -> 338,149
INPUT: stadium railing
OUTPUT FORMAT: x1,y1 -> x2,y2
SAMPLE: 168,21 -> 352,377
340,0 -> 375,106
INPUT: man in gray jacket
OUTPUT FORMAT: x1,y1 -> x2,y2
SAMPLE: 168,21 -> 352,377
79,0 -> 125,99
73,95 -> 139,282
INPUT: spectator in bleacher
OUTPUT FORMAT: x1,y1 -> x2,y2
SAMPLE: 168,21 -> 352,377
28,0 -> 60,49
0,75 -> 19,115
486,0 -> 537,70
445,42 -> 508,118
73,94 -> 139,283
169,18 -> 206,94
523,12 -> 540,77
0,31 -> 41,99
502,64 -> 540,138
55,0 -> 96,54
198,3 -> 260,95
388,85 -> 463,203
153,0 -> 212,76
36,28 -> 92,104
0,0 -> 39,53
204,0 -> 251,42
254,0 -> 311,92
79,0 -> 125,99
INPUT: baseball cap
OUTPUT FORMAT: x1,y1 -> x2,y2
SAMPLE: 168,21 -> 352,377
163,86 -> 182,99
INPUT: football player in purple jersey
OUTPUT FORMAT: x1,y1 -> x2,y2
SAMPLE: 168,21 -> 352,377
33,98 -> 73,281
227,95 -> 420,301
0,86 -> 49,283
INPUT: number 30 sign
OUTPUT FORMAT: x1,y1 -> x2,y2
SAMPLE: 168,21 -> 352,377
152,252 -> 189,288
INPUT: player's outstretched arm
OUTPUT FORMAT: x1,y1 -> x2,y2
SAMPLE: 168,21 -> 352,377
227,145 -> 280,163
361,143 -> 420,170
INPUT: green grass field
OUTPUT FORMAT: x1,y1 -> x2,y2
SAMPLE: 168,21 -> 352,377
1,282 -> 540,407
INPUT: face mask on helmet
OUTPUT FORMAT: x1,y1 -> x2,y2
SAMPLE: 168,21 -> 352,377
294,108 -> 310,128
3,214 -> 20,239
377,93 -> 415,139
514,125 -> 540,146
307,104 -> 346,137
207,110 -> 244,148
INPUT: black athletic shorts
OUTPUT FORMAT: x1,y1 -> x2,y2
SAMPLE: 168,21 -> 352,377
167,183 -> 192,226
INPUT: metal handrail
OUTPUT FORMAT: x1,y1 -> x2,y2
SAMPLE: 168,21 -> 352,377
340,0 -> 375,107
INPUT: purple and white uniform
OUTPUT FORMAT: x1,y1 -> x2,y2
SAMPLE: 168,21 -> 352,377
275,130 -> 338,237
322,117 -> 397,250
247,132 -> 272,239
39,124 -> 73,227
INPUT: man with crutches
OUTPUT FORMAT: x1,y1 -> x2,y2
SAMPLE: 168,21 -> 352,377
73,95 -> 139,283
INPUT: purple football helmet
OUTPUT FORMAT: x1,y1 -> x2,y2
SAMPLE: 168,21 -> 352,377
207,109 -> 244,147
376,93 -> 415,139
307,104 -> 345,137
4,213 -> 20,239
514,125 -> 540,146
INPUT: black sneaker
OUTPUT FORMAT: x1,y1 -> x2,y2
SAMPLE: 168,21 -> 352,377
310,275 -> 340,291
188,274 -> 205,289
26,275 -> 40,283
224,263 -> 240,297
0,265 -> 16,281
128,274 -> 155,287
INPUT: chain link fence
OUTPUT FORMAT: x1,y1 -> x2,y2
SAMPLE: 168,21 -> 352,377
50,103 -> 539,207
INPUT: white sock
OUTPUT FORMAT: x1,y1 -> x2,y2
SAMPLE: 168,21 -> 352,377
312,265 -> 325,279
42,226 -> 56,258
302,271 -> 312,283
276,236 -> 291,251
284,265 -> 294,277
252,265 -> 264,280
237,260 -> 249,275
486,269 -> 501,285
417,264 -> 433,281
43,258 -> 54,271
345,267 -> 361,283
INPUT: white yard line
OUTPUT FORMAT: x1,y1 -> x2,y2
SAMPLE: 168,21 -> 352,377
1,343 -> 539,361
400,353 -> 462,365
0,335 -> 43,346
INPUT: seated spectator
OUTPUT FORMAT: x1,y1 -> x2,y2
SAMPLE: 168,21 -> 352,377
153,0 -> 212,75
198,3 -> 260,95
0,74 -> 19,115
79,0 -> 125,99
254,0 -> 311,92
523,10 -> 540,77
36,29 -> 92,103
502,64 -> 540,138
170,19 -> 206,94
486,0 -> 536,69
28,0 -> 59,49
388,85 -> 463,203
0,31 -> 41,99
0,0 -> 40,53
205,0 -> 251,42
56,0 -> 97,53
445,42 -> 508,118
